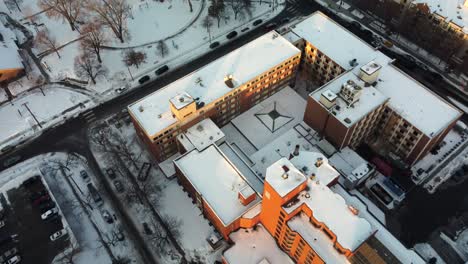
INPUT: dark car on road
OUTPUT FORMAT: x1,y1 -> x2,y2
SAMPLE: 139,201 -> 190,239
209,41 -> 220,49
106,168 -> 117,179
253,19 -> 263,26
226,31 -> 238,39
265,23 -> 277,31
113,180 -> 124,193
155,65 -> 169,76
138,75 -> 150,84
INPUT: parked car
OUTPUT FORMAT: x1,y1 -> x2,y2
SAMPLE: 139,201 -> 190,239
33,195 -> 50,206
5,255 -> 21,264
39,201 -> 56,212
226,31 -> 238,39
281,17 -> 290,24
29,190 -> 48,202
41,208 -> 58,220
265,23 -> 277,30
114,228 -> 125,241
80,170 -> 89,181
0,247 -> 18,262
23,175 -> 40,187
253,19 -> 263,26
45,214 -> 61,223
241,27 -> 249,32
138,75 -> 150,84
115,86 -> 128,94
3,156 -> 20,168
102,210 -> 113,224
113,180 -> 124,193
106,168 -> 117,179
155,65 -> 169,76
50,229 -> 68,241
209,41 -> 220,49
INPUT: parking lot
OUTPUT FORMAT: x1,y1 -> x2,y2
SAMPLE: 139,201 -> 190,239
0,176 -> 69,264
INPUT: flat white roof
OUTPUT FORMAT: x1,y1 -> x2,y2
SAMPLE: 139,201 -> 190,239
170,92 -> 194,110
178,118 -> 224,151
174,145 -> 261,225
265,158 -> 307,197
288,213 -> 350,263
230,86 -> 307,149
413,0 -> 468,33
128,31 -> 300,136
329,147 -> 372,182
291,12 -> 388,70
311,72 -> 389,127
0,20 -> 23,70
296,12 -> 461,136
224,225 -> 294,264
290,151 -> 340,186
284,180 -> 375,251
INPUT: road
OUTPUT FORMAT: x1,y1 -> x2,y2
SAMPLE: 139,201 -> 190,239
0,0 -> 320,170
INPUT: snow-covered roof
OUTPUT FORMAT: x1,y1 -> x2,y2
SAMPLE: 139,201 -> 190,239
224,225 -> 294,264
230,86 -> 306,149
170,92 -> 194,110
128,31 -> 300,137
295,12 -> 461,136
265,158 -> 307,197
284,180 -> 375,251
174,145 -> 261,225
290,151 -> 340,186
0,20 -> 23,70
311,72 -> 389,127
291,12 -> 388,70
177,118 -> 224,151
329,147 -> 372,182
218,142 -> 264,194
288,213 -> 350,263
413,0 -> 468,33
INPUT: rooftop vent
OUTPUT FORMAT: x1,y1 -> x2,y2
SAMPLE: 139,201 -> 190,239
282,173 -> 289,179
138,105 -> 144,112
282,165 -> 290,173
304,192 -> 310,198
349,58 -> 358,67
293,145 -> 300,156
179,97 -> 185,103
348,205 -> 359,215
315,157 -> 323,167
224,74 -> 234,88
272,33 -> 278,39
344,118 -> 352,124
196,125 -> 204,132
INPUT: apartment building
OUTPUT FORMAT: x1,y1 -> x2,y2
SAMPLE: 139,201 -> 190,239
128,31 -> 301,162
288,12 -> 462,165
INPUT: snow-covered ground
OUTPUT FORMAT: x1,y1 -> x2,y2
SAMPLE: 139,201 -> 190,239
0,85 -> 94,152
89,113 -> 230,262
0,153 -> 144,264
0,0 -> 285,153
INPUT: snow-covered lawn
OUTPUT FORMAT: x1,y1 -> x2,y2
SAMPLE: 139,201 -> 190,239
0,85 -> 93,152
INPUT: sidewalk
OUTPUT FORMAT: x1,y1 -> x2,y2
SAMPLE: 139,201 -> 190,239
314,0 -> 468,95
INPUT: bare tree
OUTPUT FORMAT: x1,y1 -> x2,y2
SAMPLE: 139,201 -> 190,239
123,49 -> 146,69
208,0 -> 225,27
201,16 -> 213,43
35,29 -> 61,58
229,0 -> 251,20
61,243 -> 80,264
74,52 -> 108,84
86,0 -> 131,43
80,21 -> 109,63
156,40 -> 169,58
4,0 -> 24,12
39,0 -> 81,31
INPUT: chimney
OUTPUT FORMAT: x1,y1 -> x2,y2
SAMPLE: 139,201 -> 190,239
315,157 -> 323,167
293,145 -> 300,156
281,165 -> 289,179
224,74 -> 234,88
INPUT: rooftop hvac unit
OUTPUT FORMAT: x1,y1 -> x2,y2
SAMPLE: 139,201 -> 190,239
359,61 -> 381,84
